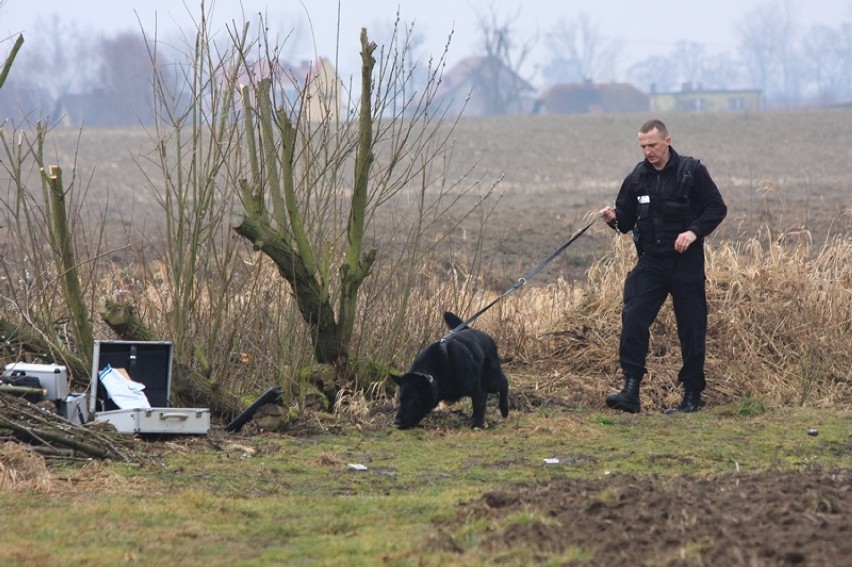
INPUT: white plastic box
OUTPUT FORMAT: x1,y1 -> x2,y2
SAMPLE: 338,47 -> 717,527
3,362 -> 69,401
89,340 -> 210,435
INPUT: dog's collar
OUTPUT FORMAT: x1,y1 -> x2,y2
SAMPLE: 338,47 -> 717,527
413,372 -> 440,405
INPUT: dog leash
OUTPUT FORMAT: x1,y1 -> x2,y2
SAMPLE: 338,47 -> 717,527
441,211 -> 601,342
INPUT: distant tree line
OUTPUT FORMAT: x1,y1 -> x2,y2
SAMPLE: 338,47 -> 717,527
2,0 -> 851,125
544,2 -> 852,108
0,15 -> 161,125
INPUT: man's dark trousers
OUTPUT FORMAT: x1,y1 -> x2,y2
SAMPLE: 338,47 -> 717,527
619,244 -> 707,392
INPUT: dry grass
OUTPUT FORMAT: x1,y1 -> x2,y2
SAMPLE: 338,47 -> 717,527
0,441 -> 141,494
451,233 -> 852,412
708,236 -> 852,406
0,442 -> 52,492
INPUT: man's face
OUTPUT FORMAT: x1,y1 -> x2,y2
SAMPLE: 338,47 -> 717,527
638,127 -> 671,170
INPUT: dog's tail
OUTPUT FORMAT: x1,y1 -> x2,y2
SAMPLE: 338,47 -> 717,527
443,311 -> 466,330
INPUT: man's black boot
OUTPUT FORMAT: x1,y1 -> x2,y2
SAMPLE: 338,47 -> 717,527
605,376 -> 641,413
664,389 -> 702,414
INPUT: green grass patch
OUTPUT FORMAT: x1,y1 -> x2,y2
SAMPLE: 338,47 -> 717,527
717,395 -> 769,417
1,406 -> 849,566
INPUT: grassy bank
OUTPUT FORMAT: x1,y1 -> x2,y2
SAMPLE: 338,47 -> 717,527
2,403 -> 849,566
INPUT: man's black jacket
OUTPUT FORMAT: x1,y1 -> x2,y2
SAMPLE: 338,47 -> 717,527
610,147 -> 727,257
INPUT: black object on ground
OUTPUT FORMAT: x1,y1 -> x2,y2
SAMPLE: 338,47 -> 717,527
225,387 -> 283,433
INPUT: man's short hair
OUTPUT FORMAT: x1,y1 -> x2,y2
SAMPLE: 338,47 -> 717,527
639,119 -> 668,137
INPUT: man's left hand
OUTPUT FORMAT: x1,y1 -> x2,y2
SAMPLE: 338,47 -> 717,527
675,230 -> 697,253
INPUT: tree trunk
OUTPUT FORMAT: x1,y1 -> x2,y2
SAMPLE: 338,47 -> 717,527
98,298 -> 157,341
233,30 -> 381,376
335,30 -> 379,369
0,385 -> 47,398
232,217 -> 340,363
44,165 -> 94,369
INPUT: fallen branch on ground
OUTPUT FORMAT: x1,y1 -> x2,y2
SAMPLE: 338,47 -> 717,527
0,393 -> 134,461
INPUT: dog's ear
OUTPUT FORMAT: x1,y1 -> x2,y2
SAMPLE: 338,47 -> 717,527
389,373 -> 404,385
443,311 -> 465,330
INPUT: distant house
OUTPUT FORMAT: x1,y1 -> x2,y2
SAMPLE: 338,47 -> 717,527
236,57 -> 341,123
433,56 -> 537,116
650,83 -> 762,112
535,82 -> 649,114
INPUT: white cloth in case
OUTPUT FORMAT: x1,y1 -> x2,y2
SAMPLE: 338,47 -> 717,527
98,364 -> 151,409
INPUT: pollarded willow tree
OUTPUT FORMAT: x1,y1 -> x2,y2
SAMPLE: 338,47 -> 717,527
232,31 -> 382,370
232,25 -> 483,375
145,5 -> 496,391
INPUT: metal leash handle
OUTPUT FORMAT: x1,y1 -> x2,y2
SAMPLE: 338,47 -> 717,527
441,212 -> 601,341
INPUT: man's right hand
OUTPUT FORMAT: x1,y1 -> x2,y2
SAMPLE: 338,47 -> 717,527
599,206 -> 616,225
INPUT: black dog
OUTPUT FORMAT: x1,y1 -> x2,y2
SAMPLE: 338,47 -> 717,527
391,312 -> 509,429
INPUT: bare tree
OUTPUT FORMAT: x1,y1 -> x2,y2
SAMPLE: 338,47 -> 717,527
627,55 -> 679,93
738,0 -> 801,105
671,41 -> 706,87
473,6 -> 535,115
801,24 -> 851,103
627,41 -> 747,95
97,31 -> 155,123
542,13 -> 619,84
352,8 -> 431,113
15,15 -> 100,106
142,3 -> 497,395
839,22 -> 852,100
700,53 -> 746,90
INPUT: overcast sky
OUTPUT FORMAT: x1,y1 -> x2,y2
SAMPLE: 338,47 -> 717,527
4,0 -> 852,83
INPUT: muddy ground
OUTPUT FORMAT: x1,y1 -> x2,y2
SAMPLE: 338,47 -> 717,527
440,469 -> 850,566
372,391 -> 850,566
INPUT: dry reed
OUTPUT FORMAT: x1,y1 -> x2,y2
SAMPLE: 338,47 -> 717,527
4,228 -> 850,415
0,441 -> 52,492
452,234 -> 852,412
0,441 -> 141,494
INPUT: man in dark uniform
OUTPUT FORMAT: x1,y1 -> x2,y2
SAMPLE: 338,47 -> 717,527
599,119 -> 727,413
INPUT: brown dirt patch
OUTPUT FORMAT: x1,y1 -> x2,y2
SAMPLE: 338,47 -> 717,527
441,469 -> 851,565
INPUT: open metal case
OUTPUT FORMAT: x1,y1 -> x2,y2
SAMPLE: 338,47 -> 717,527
89,340 -> 210,435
